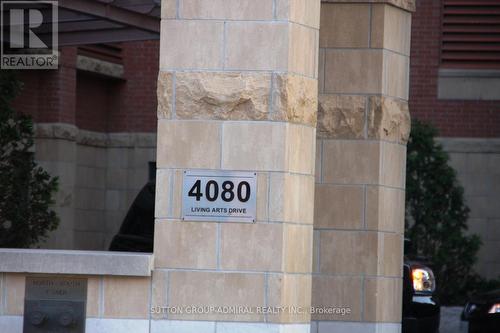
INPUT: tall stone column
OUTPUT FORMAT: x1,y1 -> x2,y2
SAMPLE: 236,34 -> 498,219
153,1 -> 320,332
313,1 -> 413,332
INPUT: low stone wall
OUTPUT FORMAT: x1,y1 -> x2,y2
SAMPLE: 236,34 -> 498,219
439,138 -> 500,279
0,249 -> 153,333
34,123 -> 156,250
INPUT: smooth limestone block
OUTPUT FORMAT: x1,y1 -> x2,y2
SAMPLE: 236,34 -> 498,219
156,120 -> 221,169
268,274 -> 312,323
378,232 -> 404,277
107,148 -> 130,168
382,50 -> 409,100
218,322 -> 311,333
73,209 -> 104,231
154,221 -> 217,269
371,4 -> 412,56
151,320 -> 215,333
35,139 -> 76,163
318,49 -> 325,93
364,277 -> 403,322
286,124 -> 316,175
257,173 -> 269,221
367,96 -> 411,144
315,140 -> 322,183
180,0 -> 273,20
220,223 -> 283,271
161,0 -> 176,18
151,270 -> 168,319
155,169 -> 172,218
4,274 -> 25,315
311,275 -> 362,321
38,161 -> 76,186
74,231 -> 106,250
171,170 -> 184,218
288,23 -> 318,78
316,321 -> 402,333
103,276 -> 151,319
319,230 -> 378,275
76,166 -> 106,189
86,318 -> 150,333
322,140 -> 381,185
86,276 -> 101,318
317,94 -> 366,139
106,168 -> 127,190
319,3 -> 370,48
269,173 -> 315,224
74,188 -> 106,210
290,0 -> 321,29
314,184 -> 364,229
221,122 -> 287,172
319,230 -> 402,277
365,185 -> 405,233
175,72 -> 271,121
276,0 -> 321,29
168,271 -> 266,321
324,49 -> 383,94
160,20 -> 224,70
157,72 -> 173,119
271,74 -> 318,126
283,224 -> 313,273
225,22 -> 288,71
380,142 -> 407,188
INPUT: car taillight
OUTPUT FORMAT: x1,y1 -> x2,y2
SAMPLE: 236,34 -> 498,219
488,304 -> 500,314
411,265 -> 436,293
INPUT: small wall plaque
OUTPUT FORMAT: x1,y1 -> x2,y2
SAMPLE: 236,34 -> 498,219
182,170 -> 257,222
24,276 -> 87,333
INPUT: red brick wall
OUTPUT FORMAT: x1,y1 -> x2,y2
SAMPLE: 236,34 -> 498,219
117,40 -> 160,133
409,0 -> 500,138
76,73 -> 117,132
13,47 -> 77,124
13,40 -> 159,133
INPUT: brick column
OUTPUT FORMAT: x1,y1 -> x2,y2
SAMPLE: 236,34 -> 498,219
153,1 -> 320,332
312,1 -> 413,332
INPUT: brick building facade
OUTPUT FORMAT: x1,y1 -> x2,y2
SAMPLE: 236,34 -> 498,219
13,41 -> 160,250
410,0 -> 500,279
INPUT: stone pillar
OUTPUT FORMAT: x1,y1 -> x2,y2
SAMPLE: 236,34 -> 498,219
312,1 -> 413,333
153,1 -> 320,332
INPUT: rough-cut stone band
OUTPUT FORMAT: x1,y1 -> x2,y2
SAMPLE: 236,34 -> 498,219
157,71 -> 318,127
35,123 -> 157,148
317,94 -> 410,143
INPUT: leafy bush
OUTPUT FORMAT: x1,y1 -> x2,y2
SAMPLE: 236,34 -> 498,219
0,70 -> 59,248
405,119 -> 499,305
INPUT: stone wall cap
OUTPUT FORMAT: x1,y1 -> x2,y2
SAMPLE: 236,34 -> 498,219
0,248 -> 154,277
321,0 -> 416,12
439,68 -> 500,78
437,137 -> 500,154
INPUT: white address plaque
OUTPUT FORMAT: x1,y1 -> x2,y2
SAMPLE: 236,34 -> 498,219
182,170 -> 257,222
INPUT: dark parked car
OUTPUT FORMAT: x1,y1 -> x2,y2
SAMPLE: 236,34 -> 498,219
462,289 -> 500,333
402,256 -> 440,333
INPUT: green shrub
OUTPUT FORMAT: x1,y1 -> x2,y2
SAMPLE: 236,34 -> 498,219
405,119 -> 499,305
0,70 -> 59,248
